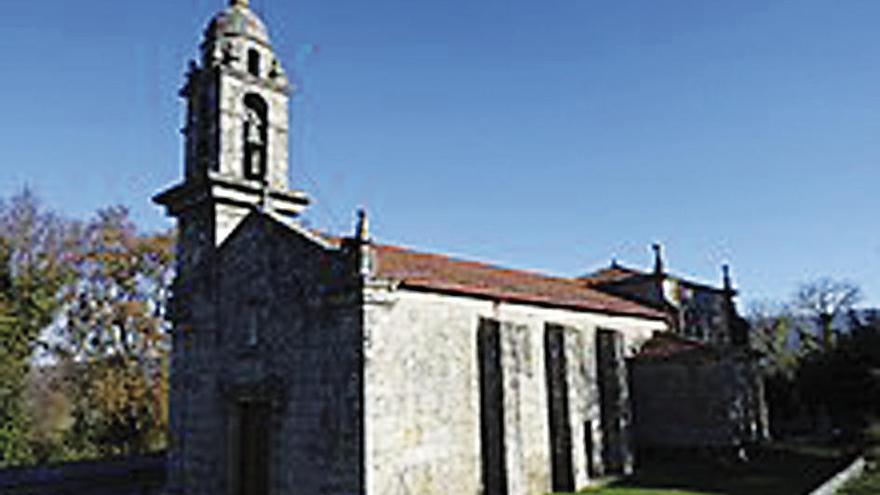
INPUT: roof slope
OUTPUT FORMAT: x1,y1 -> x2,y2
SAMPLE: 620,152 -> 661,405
581,266 -> 645,286
581,264 -> 728,294
634,333 -> 719,362
372,244 -> 665,320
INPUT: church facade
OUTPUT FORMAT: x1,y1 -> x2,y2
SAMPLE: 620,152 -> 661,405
154,2 -> 762,495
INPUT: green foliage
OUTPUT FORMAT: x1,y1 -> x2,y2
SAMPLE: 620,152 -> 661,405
748,303 -> 799,379
0,190 -> 78,467
54,206 -> 173,457
782,312 -> 880,440
0,191 -> 174,467
837,464 -> 880,495
0,237 -> 30,467
22,363 -> 76,463
751,280 -> 880,440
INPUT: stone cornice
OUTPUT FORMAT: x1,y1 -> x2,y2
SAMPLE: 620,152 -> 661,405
153,174 -> 310,217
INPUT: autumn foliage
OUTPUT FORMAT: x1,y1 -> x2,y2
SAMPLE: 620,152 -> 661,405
0,191 -> 173,467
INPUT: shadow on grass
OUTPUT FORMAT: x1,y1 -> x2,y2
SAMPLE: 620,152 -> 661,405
606,444 -> 852,495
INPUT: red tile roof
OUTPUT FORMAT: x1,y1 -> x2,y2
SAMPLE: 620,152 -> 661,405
371,244 -> 665,320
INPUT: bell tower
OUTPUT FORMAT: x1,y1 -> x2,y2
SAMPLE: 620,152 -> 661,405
153,2 -> 309,493
155,0 -> 309,252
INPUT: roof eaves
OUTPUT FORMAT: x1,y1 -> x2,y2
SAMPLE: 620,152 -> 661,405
394,279 -> 668,321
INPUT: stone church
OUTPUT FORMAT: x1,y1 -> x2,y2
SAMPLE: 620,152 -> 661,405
154,2 -> 764,495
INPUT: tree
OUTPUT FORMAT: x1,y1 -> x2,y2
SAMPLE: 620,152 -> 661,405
794,311 -> 880,437
747,301 -> 805,437
0,236 -> 32,466
23,362 -> 75,463
53,206 -> 174,457
0,191 -> 175,466
835,311 -> 880,428
748,301 -> 800,377
794,278 -> 861,351
0,189 -> 79,467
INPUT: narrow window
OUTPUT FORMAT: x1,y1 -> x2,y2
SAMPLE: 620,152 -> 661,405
243,94 -> 268,181
544,324 -> 574,492
248,49 -> 261,77
236,400 -> 271,495
596,328 -> 633,474
478,318 -> 508,495
584,420 -> 598,479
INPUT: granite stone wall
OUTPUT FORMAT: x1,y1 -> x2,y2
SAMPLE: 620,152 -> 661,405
362,287 -> 665,495
167,207 -> 670,495
169,213 -> 364,495
630,354 -> 768,450
0,454 -> 165,495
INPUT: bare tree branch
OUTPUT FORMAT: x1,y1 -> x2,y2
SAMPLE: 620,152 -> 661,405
794,278 -> 861,350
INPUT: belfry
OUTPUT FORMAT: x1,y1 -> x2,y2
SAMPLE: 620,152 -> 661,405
156,0 -> 309,248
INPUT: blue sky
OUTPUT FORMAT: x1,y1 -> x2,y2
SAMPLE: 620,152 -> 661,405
1,0 -> 879,307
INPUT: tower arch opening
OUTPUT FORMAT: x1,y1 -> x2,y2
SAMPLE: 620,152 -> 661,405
243,93 -> 269,181
248,48 -> 261,77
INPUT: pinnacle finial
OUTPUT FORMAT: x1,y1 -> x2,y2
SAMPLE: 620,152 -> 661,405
652,243 -> 664,275
355,208 -> 370,243
230,0 -> 249,8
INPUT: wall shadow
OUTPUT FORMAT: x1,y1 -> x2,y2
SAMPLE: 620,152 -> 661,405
611,445 -> 851,495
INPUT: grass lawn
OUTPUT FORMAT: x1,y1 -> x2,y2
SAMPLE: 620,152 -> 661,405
578,489 -> 709,495
554,442 -> 853,495
837,419 -> 880,495
837,464 -> 880,495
